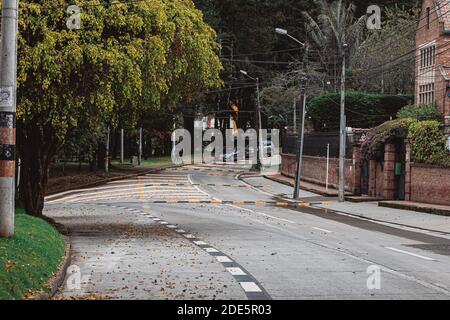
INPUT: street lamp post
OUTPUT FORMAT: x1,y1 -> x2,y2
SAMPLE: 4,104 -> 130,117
275,28 -> 308,200
338,44 -> 348,203
240,70 -> 263,164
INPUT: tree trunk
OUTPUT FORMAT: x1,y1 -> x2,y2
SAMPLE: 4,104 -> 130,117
17,122 -> 56,217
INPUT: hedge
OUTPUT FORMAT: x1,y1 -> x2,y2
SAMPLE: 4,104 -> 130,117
361,119 -> 450,166
408,121 -> 450,166
308,92 -> 413,131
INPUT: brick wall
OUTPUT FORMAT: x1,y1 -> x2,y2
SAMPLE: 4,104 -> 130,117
415,0 -> 450,120
410,163 -> 450,206
281,154 -> 356,193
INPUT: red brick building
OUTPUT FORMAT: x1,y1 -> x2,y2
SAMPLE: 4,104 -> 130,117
415,0 -> 450,132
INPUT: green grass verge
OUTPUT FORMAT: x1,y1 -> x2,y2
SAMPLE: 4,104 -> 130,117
112,156 -> 176,168
0,209 -> 66,300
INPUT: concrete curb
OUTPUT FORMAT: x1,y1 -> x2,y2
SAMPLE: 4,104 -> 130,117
379,201 -> 450,217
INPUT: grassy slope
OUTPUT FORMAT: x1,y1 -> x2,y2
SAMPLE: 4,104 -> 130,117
112,156 -> 175,168
0,209 -> 65,300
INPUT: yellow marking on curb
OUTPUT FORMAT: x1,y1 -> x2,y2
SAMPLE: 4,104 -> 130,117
189,200 -> 201,203
255,200 -> 266,206
167,200 -> 179,204
276,202 -> 289,207
211,200 -> 223,204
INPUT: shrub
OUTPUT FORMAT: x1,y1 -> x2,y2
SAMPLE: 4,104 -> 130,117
361,118 -> 413,161
408,120 -> 450,166
308,92 -> 412,131
397,104 -> 443,122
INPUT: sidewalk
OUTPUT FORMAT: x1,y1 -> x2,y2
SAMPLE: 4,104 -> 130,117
264,174 -> 351,197
265,174 -> 450,217
253,175 -> 450,236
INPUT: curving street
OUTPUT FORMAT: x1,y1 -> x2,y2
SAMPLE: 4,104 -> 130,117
45,164 -> 450,300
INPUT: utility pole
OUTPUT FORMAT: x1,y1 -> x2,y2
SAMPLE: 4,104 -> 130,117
0,0 -> 19,238
338,44 -> 348,203
138,127 -> 142,166
120,128 -> 124,164
256,77 -> 263,164
293,44 -> 309,199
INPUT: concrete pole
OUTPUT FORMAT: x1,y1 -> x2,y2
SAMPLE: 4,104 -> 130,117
138,127 -> 142,166
256,78 -> 263,165
0,0 -> 19,238
293,44 -> 309,199
120,128 -> 124,164
338,47 -> 347,203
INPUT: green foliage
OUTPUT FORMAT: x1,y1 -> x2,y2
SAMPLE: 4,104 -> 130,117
397,104 -> 443,122
351,5 -> 419,94
408,121 -> 450,166
17,0 -> 223,136
14,0 -> 223,215
361,118 -> 413,161
0,209 -> 65,300
308,91 -> 412,131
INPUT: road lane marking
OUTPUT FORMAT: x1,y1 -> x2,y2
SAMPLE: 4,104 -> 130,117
193,241 -> 208,246
227,204 -> 296,224
184,234 -> 196,239
312,227 -> 333,233
204,248 -> 219,253
216,256 -> 233,263
240,282 -> 262,293
385,247 -> 436,261
227,267 -> 246,276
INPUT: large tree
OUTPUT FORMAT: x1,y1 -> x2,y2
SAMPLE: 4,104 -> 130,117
16,0 -> 222,216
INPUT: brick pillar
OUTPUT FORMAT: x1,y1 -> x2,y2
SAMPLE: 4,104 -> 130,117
352,145 -> 362,195
445,116 -> 450,136
369,160 -> 376,197
383,143 -> 396,200
404,140 -> 411,201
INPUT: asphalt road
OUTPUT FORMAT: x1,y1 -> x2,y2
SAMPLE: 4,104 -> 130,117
45,164 -> 450,300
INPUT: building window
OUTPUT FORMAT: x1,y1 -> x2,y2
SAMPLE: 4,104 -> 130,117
418,44 -> 436,105
426,7 -> 430,29
419,83 -> 435,105
420,45 -> 436,68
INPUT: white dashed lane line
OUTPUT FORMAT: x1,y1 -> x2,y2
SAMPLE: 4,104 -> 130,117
240,282 -> 263,293
216,256 -> 233,263
227,267 -> 247,276
312,227 -> 333,234
385,247 -> 437,261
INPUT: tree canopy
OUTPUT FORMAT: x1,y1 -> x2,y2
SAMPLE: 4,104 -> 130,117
15,0 -> 223,215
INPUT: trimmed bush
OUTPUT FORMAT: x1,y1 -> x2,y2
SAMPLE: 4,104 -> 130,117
308,92 -> 413,131
397,104 -> 443,122
408,121 -> 450,166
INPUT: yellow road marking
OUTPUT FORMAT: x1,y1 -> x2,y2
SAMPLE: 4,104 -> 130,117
138,176 -> 144,199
